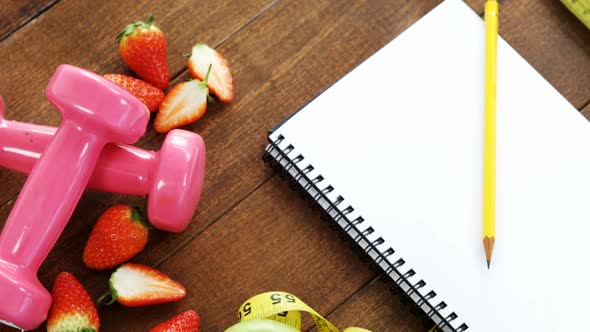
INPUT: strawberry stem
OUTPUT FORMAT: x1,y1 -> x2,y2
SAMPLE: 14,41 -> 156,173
97,283 -> 118,306
197,64 -> 213,98
146,14 -> 154,26
97,291 -> 114,305
203,64 -> 212,86
81,328 -> 96,332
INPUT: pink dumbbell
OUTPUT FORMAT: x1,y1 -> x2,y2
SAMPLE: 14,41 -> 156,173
0,97 -> 206,233
0,65 -> 149,330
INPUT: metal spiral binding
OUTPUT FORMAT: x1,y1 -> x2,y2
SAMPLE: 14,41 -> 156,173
263,134 -> 469,332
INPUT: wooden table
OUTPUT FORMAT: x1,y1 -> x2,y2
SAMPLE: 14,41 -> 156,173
0,1 -> 588,331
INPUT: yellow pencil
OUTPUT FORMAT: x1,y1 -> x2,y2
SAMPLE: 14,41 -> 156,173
483,0 -> 498,269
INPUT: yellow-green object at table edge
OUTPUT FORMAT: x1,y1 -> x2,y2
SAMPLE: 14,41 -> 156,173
561,0 -> 590,29
225,319 -> 300,332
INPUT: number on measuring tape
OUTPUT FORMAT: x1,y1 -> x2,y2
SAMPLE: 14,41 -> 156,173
237,302 -> 252,322
243,302 -> 252,316
270,292 -> 297,305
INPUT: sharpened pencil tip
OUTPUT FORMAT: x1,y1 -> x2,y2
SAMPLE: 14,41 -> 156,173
483,236 -> 495,270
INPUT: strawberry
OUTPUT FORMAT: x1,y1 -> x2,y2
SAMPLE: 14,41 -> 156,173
105,74 -> 165,112
101,263 -> 186,307
154,65 -> 212,133
118,15 -> 169,89
188,43 -> 235,103
83,205 -> 149,270
150,310 -> 200,332
47,272 -> 100,332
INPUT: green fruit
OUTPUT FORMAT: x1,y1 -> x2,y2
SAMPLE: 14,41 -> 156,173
225,319 -> 300,332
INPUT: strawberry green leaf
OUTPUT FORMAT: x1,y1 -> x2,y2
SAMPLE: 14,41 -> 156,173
131,205 -> 149,228
117,15 -> 156,42
131,206 -> 142,222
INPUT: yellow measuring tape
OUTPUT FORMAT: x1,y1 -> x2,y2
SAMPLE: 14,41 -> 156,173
561,0 -> 590,29
233,291 -> 371,332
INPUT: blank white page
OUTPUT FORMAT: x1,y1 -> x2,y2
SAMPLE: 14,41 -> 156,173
270,0 -> 590,330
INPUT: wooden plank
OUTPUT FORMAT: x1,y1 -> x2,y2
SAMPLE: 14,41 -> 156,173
319,278 -> 426,332
465,0 -> 590,109
0,0 -> 58,41
97,176 -> 377,330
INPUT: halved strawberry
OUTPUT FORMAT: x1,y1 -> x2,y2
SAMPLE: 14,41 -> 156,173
150,310 -> 200,332
154,65 -> 211,133
187,43 -> 234,103
101,263 -> 186,307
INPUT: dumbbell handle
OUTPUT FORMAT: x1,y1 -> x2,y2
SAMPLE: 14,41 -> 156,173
0,118 -> 154,196
0,121 -> 109,270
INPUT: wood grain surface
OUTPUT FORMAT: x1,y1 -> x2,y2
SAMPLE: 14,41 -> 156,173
0,0 -> 58,41
0,0 -> 588,331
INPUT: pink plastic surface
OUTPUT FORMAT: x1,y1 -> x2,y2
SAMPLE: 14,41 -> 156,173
0,65 -> 149,330
0,97 -> 206,232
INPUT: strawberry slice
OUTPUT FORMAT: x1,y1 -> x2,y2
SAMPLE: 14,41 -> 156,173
154,65 -> 211,133
188,43 -> 234,103
101,263 -> 186,307
150,310 -> 200,332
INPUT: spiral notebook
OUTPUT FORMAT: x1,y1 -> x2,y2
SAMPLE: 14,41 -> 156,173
264,0 -> 590,331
